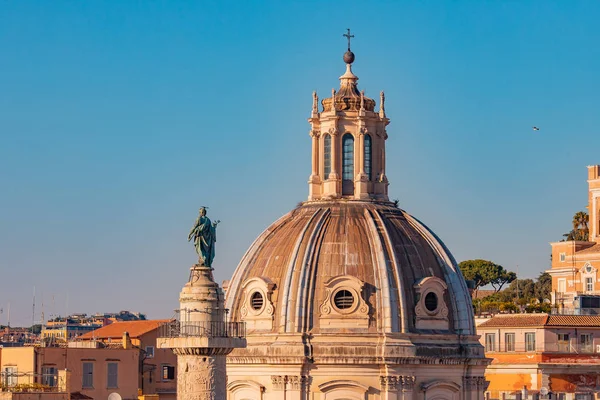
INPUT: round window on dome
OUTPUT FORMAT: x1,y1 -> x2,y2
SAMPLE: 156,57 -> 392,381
250,291 -> 264,311
424,292 -> 438,312
333,289 -> 355,310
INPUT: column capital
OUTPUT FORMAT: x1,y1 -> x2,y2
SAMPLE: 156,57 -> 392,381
380,376 -> 399,391
271,375 -> 287,391
400,375 -> 416,391
328,127 -> 339,137
288,375 -> 308,391
309,129 -> 321,138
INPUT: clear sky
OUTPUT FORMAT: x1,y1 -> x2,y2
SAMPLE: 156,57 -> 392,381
1,1 -> 600,326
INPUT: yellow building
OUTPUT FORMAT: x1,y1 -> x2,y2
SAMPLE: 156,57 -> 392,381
477,313 -> 600,399
548,165 -> 600,312
0,342 -> 139,400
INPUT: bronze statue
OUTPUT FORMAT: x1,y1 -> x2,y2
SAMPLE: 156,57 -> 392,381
188,207 -> 220,267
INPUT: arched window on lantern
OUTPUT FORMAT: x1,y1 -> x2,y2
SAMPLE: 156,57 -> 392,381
342,134 -> 354,181
364,134 -> 372,180
342,133 -> 355,195
323,134 -> 331,179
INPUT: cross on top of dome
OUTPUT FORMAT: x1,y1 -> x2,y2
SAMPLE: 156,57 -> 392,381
343,28 -> 355,64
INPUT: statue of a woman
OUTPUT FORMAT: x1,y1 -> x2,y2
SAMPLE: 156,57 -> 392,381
188,207 -> 220,267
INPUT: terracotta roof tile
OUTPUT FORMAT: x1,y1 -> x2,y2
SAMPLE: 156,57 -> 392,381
77,320 -> 172,340
478,313 -> 600,328
577,243 -> 600,254
546,315 -> 600,326
477,314 -> 548,328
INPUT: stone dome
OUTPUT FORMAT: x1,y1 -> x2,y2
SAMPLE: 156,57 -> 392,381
225,200 -> 475,336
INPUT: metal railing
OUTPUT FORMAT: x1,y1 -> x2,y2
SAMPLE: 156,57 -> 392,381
484,341 -> 600,354
158,321 -> 245,339
550,308 -> 600,315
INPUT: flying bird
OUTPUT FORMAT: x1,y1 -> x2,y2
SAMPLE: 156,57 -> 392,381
532,126 -> 540,131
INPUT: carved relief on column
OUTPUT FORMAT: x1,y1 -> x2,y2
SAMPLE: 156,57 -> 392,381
177,355 -> 226,400
380,376 -> 399,392
271,375 -> 287,391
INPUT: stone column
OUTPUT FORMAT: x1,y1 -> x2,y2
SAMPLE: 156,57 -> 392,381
329,128 -> 339,180
354,128 -> 370,199
463,376 -> 477,400
380,376 -> 399,400
478,377 -> 490,400
287,376 -> 307,400
174,353 -> 226,400
271,375 -> 287,397
400,376 -> 415,400
157,264 -> 246,400
308,130 -> 321,200
310,131 -> 320,178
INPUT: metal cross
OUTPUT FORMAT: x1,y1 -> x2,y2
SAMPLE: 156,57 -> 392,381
343,28 -> 354,51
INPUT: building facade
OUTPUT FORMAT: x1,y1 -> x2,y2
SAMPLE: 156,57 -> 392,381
548,165 -> 600,312
222,44 -> 489,400
477,313 -> 600,399
77,320 -> 177,400
0,343 -> 139,400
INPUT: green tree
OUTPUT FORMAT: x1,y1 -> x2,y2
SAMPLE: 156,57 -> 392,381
534,272 -> 552,301
562,211 -> 589,241
459,259 -> 516,294
30,324 -> 42,334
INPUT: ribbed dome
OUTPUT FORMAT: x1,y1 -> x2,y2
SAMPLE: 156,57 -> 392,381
225,201 -> 475,336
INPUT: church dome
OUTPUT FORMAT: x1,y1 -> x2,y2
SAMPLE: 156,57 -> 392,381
223,40 -> 487,400
225,200 -> 475,335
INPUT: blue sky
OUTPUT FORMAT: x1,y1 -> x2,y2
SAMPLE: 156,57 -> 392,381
1,1 -> 600,325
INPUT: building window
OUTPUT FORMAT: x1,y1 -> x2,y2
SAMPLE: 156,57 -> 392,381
558,279 -> 566,293
250,291 -> 264,311
145,346 -> 155,358
525,332 -> 536,352
162,365 -> 175,381
364,134 -> 372,180
107,362 -> 118,389
82,362 -> 94,388
323,134 -> 331,179
424,292 -> 438,312
3,367 -> 17,387
485,333 -> 496,352
342,134 -> 354,181
505,333 -> 516,352
333,289 -> 355,310
560,253 -> 566,262
580,333 -> 593,353
42,366 -> 57,387
586,277 -> 594,292
557,333 -> 570,352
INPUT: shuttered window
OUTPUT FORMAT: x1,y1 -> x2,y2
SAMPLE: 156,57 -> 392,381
82,362 -> 94,388
107,362 -> 118,388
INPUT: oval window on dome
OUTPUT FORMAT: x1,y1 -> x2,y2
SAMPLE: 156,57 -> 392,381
333,289 -> 355,310
250,291 -> 264,311
424,292 -> 438,312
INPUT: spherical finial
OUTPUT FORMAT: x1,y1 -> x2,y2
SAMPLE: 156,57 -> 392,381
343,50 -> 355,64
